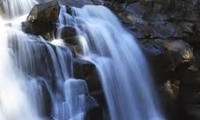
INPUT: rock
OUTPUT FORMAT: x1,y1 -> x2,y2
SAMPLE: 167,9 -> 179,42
73,59 -> 101,92
73,58 -> 105,120
181,83 -> 200,104
56,26 -> 79,46
60,26 -> 77,40
22,1 -> 60,40
185,104 -> 200,120
27,1 -> 59,22
111,0 -> 139,4
162,80 -> 180,100
161,40 -> 194,66
59,0 -> 95,7
86,106 -> 104,120
141,39 -> 194,120
141,39 -> 175,83
160,80 -> 184,120
141,39 -> 193,83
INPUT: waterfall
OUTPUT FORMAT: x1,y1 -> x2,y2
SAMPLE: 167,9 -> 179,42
0,0 -> 97,120
1,0 -> 38,18
67,5 -> 164,120
0,17 -> 42,120
0,0 -> 165,120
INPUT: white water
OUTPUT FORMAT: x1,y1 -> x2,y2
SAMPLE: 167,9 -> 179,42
69,5 -> 165,120
2,0 -> 38,18
0,16 -> 43,120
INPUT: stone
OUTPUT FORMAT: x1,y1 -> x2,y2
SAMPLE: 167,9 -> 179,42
185,105 -> 200,120
73,58 -> 105,120
22,1 -> 60,40
161,40 -> 194,66
60,26 -> 77,40
141,39 -> 193,83
141,39 -> 175,83
73,58 -> 101,92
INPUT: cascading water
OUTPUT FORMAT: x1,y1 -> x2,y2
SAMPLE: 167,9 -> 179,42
64,5 -> 165,120
0,0 -> 96,120
0,0 -> 165,120
2,0 -> 38,18
0,16 -> 42,120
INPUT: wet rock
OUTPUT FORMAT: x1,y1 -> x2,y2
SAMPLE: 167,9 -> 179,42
22,1 -> 60,40
73,58 -> 101,92
60,26 -> 77,43
73,58 -> 105,120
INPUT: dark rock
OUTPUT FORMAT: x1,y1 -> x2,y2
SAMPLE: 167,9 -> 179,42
141,39 -> 193,83
86,106 -> 104,120
73,58 -> 106,120
66,6 -> 72,15
185,104 -> 200,120
59,0 -> 96,7
160,80 -> 184,120
60,26 -> 77,41
181,83 -> 200,104
110,0 -> 139,4
141,39 -> 174,83
73,59 -> 101,92
161,40 -> 194,66
22,1 -> 60,40
63,37 -> 79,46
141,39 -> 194,120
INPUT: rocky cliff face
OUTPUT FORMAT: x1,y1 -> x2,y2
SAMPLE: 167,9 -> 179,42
21,0 -> 200,120
110,0 -> 200,120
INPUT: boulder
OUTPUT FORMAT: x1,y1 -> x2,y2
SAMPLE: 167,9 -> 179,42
185,104 -> 200,120
161,40 -> 194,66
141,39 -> 174,83
73,58 -> 101,92
60,26 -> 78,45
22,1 -> 60,40
73,58 -> 105,120
61,26 -> 77,38
141,39 -> 193,83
